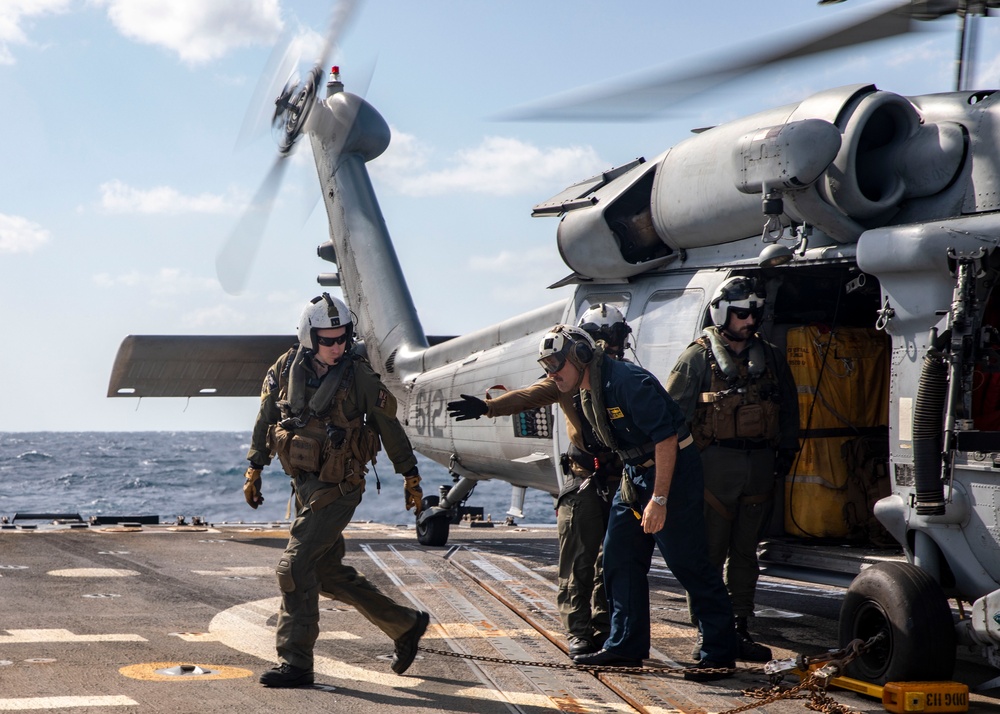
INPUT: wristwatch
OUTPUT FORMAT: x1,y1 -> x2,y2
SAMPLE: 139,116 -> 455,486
650,495 -> 667,507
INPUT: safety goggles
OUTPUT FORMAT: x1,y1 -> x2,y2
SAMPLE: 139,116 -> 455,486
316,333 -> 349,347
539,353 -> 567,375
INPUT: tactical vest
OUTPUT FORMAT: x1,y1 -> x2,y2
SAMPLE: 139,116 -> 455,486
691,335 -> 781,450
267,350 -> 381,487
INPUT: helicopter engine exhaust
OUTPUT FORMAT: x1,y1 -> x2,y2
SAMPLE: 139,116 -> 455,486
553,85 -> 967,280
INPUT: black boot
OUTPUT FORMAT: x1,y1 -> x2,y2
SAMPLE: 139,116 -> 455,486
735,616 -> 772,663
259,663 -> 314,687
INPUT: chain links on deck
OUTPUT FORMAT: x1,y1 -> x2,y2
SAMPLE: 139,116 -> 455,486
419,631 -> 885,714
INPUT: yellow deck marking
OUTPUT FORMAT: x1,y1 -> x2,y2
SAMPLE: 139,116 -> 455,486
119,662 -> 253,681
0,629 -> 145,643
47,568 -> 138,578
0,696 -> 137,710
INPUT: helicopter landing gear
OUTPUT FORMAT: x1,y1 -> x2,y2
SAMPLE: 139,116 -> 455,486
839,561 -> 956,684
416,495 -> 450,547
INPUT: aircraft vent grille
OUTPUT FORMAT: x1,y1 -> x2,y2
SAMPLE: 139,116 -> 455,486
385,348 -> 398,374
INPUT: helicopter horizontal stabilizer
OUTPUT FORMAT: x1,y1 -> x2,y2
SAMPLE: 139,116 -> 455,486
107,335 -> 295,398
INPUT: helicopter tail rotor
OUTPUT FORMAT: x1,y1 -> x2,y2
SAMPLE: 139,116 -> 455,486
216,0 -> 361,295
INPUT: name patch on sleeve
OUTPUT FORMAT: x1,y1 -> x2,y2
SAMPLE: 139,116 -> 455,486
376,389 -> 388,409
607,407 -> 625,420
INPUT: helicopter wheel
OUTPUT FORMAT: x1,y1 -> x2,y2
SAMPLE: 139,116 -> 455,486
838,561 -> 956,684
416,495 -> 451,547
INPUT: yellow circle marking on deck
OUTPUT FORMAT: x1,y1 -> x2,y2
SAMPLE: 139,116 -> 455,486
119,662 -> 253,681
48,568 -> 139,578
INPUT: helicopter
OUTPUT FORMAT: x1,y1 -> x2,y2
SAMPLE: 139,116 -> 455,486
106,0 -> 1000,689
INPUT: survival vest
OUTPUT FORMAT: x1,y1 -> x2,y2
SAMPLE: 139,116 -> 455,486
266,348 -> 381,488
690,329 -> 782,450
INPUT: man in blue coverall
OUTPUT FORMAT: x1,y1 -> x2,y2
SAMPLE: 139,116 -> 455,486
536,324 -> 738,681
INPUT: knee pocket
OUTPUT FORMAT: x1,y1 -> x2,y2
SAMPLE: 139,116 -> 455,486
276,557 -> 296,592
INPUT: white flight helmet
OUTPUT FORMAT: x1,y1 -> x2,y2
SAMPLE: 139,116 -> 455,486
538,325 -> 596,375
297,293 -> 354,351
709,276 -> 766,329
578,303 -> 631,353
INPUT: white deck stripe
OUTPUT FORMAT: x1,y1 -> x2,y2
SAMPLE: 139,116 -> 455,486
0,696 -> 137,710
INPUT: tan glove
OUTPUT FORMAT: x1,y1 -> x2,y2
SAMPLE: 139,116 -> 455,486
404,471 -> 423,514
243,465 -> 264,509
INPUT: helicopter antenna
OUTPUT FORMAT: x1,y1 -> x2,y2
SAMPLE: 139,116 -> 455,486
955,1 -> 989,91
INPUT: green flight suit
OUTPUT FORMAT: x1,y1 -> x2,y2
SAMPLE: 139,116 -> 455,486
666,330 -> 798,618
486,375 -> 614,646
247,346 -> 420,670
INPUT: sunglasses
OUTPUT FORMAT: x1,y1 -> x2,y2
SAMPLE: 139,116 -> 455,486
316,333 -> 349,347
730,308 -> 760,321
539,354 -> 567,375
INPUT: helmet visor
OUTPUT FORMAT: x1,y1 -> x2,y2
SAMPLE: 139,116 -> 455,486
538,353 -> 567,375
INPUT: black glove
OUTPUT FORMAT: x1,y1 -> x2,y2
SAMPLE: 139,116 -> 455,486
775,449 -> 797,479
447,394 -> 488,421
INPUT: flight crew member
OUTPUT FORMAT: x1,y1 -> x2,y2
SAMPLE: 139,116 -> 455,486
666,276 -> 799,663
446,303 -> 631,657
538,325 -> 739,681
243,293 -> 430,688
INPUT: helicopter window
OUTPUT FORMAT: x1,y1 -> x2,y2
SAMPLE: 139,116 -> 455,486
632,289 -> 705,375
573,294 -> 631,324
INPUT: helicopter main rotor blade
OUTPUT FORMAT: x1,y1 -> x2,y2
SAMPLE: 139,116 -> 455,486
236,30 -> 302,151
502,1 -> 919,122
316,0 -> 360,77
216,156 -> 290,295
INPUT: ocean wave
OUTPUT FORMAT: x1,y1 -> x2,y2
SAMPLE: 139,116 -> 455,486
16,450 -> 52,461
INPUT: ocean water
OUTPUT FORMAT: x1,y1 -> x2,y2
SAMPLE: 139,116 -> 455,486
0,432 -> 557,526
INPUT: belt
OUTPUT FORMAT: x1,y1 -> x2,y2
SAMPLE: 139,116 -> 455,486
637,434 -> 694,468
713,438 -> 771,451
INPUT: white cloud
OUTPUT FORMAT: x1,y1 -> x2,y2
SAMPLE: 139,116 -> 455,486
0,0 -> 72,65
0,212 -> 50,253
93,0 -> 282,65
372,129 -> 606,197
468,246 -> 568,302
98,179 -> 238,214
93,268 -> 217,296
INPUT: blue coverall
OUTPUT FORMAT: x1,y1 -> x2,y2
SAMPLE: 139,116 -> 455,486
593,357 -> 739,663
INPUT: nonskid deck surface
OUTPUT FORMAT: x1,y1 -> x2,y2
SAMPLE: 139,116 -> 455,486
1,522 -> 997,713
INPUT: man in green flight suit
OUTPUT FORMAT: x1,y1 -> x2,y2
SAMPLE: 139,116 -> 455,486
243,293 -> 429,688
446,303 -> 630,657
666,276 -> 799,663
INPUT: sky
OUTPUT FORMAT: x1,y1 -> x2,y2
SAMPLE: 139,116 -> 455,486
0,0 -> 994,431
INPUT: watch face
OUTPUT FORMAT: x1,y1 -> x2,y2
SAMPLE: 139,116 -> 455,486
652,495 -> 666,506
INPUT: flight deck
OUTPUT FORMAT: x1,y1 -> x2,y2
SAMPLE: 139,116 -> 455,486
1,521 -> 997,714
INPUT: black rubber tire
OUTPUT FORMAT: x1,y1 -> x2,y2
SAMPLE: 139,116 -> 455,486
839,561 -> 956,684
416,495 -> 450,547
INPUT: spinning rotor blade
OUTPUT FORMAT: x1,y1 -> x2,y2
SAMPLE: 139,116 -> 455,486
216,157 -> 289,295
217,0 -> 362,294
236,31 -> 302,151
503,1 -> 921,122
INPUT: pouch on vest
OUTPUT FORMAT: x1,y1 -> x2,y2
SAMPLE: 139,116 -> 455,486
268,425 -> 298,476
289,434 -> 322,472
734,403 -> 766,439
